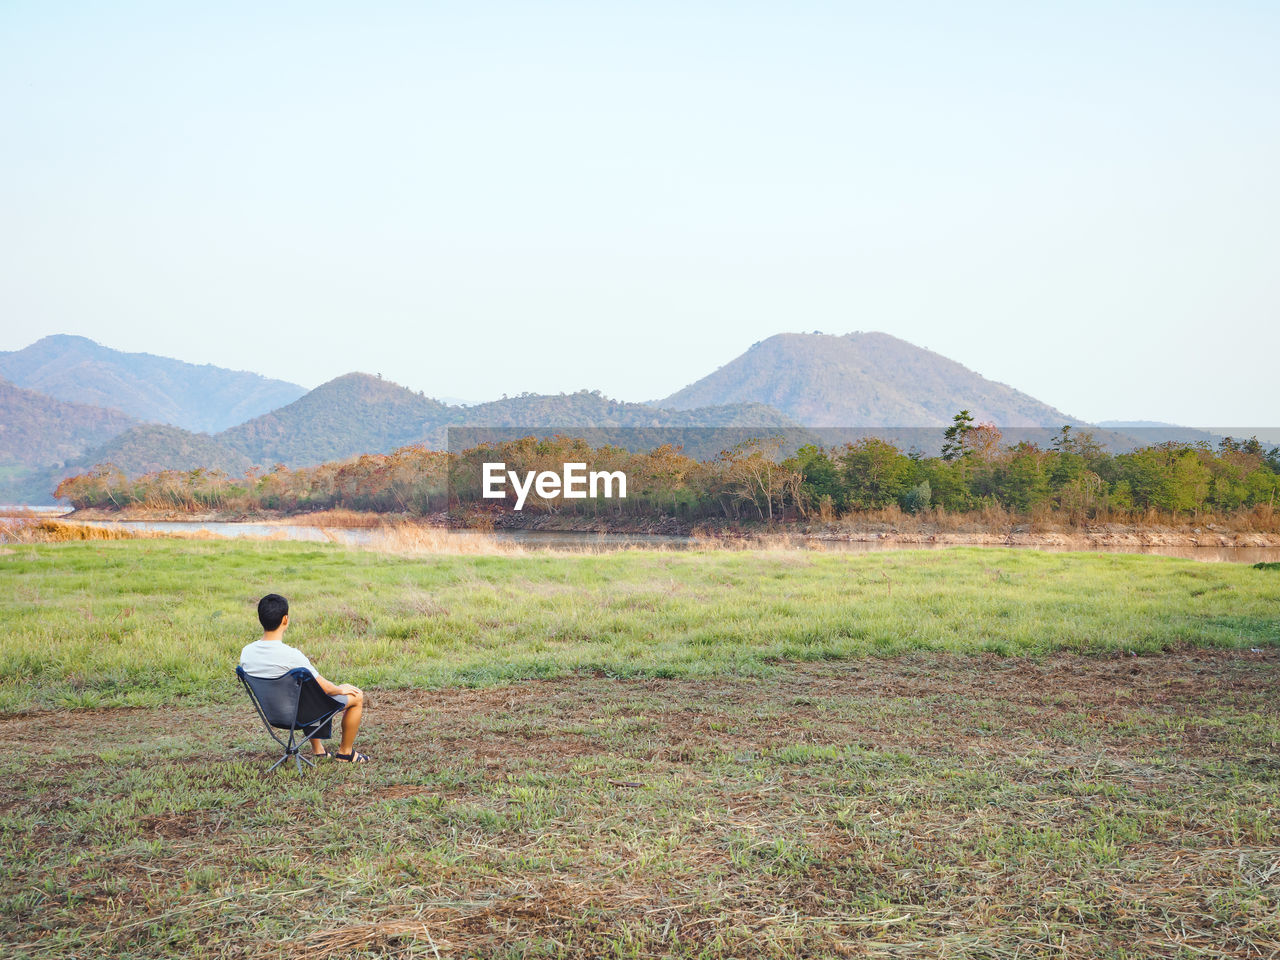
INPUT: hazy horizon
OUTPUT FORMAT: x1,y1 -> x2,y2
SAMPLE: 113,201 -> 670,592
3,2 -> 1276,425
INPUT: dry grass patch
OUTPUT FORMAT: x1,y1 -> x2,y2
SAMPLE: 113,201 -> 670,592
2,650 -> 1277,958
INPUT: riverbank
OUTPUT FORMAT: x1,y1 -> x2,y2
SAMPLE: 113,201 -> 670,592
57,504 -> 1280,548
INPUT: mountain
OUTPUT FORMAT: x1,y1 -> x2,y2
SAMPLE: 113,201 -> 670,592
1097,420 -> 1226,446
71,424 -> 255,477
453,392 -> 798,431
0,378 -> 140,504
0,378 -> 137,469
218,373 -> 450,466
5,332 -> 1139,494
0,335 -> 307,433
442,392 -> 807,460
217,374 -> 805,467
1099,421 -> 1280,449
0,376 -> 253,502
1098,420 -> 1187,428
659,332 -> 1081,428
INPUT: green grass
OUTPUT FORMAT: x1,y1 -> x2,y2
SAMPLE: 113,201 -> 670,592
1,540 -> 1278,712
2,541 -> 1279,957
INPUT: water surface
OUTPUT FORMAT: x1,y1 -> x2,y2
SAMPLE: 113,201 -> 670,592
41,517 -> 1280,563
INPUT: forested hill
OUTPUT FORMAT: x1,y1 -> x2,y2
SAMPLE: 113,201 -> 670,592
0,335 -> 307,433
0,378 -> 137,469
71,424 -> 256,478
441,393 -> 806,461
0,379 -> 256,502
660,332 -> 1080,428
453,392 -> 793,430
5,331 -> 1109,500
0,378 -> 139,503
217,373 -> 805,467
217,373 -> 449,467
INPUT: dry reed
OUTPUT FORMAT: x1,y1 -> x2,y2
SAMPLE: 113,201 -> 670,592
0,520 -> 226,544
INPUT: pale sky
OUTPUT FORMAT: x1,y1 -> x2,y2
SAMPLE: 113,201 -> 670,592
2,1 -> 1276,426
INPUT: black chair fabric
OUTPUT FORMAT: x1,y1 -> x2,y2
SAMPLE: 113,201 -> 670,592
236,666 -> 347,773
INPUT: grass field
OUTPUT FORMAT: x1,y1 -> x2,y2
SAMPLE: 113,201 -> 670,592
2,540 -> 1278,712
2,541 -> 1279,957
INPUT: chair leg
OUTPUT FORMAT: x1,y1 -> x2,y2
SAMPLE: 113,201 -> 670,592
267,752 -> 289,774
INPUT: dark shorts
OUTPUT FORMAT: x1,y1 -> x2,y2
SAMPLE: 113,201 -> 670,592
303,694 -> 349,740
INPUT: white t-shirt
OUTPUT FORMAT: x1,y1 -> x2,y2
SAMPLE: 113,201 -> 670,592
239,639 -> 319,679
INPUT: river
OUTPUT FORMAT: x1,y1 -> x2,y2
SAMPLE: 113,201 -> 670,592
6,508 -> 1279,562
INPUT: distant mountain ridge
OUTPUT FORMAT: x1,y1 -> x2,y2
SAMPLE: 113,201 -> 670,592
1097,420 -> 1226,447
0,378 -> 140,503
217,373 -> 803,467
79,424 -> 255,478
0,335 -> 307,433
218,373 -> 450,466
660,332 -> 1080,427
0,378 -> 137,469
438,392 -> 806,462
3,330 -> 1150,503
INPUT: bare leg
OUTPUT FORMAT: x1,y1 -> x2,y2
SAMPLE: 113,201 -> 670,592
337,690 -> 364,756
310,738 -> 326,756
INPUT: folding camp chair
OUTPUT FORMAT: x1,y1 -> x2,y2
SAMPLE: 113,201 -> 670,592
236,666 -> 348,773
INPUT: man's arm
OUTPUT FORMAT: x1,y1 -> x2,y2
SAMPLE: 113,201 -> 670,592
313,673 -> 362,698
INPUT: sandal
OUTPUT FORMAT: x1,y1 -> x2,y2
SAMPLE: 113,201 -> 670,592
333,750 -> 369,763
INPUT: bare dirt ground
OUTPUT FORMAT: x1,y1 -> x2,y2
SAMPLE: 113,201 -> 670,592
4,648 -> 1273,759
4,650 -> 1278,958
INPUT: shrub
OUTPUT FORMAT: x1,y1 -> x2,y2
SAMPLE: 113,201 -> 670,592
901,479 -> 931,514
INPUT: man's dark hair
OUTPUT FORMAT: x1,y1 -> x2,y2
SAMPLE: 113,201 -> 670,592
258,594 -> 289,631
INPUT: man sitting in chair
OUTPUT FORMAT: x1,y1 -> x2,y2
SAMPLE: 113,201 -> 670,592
239,593 -> 370,763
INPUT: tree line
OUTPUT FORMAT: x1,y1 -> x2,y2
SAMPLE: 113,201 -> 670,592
55,414 -> 1280,524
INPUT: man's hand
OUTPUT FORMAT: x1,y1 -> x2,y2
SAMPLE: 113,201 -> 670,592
315,674 -> 363,700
